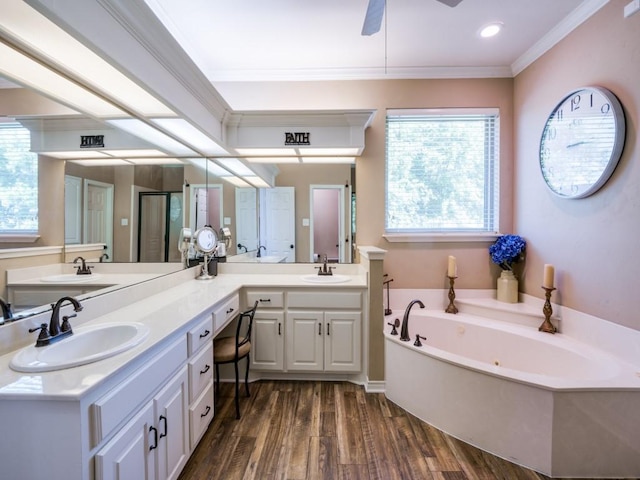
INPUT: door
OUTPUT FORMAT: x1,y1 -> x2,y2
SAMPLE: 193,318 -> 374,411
139,193 -> 167,262
84,180 -> 114,259
64,175 -> 82,244
251,311 -> 284,371
261,187 -> 295,262
235,187 -> 258,253
94,401 -> 156,480
154,367 -> 189,480
324,312 -> 361,372
285,311 -> 323,371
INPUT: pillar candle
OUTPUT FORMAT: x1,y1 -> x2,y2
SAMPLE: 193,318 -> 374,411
543,264 -> 554,289
447,255 -> 457,277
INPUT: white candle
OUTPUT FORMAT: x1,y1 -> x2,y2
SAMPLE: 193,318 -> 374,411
447,255 -> 457,277
543,264 -> 555,289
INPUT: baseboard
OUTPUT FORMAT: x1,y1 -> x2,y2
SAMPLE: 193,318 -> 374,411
364,379 -> 385,393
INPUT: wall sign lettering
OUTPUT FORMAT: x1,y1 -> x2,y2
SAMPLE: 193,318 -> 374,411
284,132 -> 310,146
80,135 -> 105,148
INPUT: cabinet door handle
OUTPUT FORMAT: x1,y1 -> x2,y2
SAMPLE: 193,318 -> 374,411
278,323 -> 281,335
327,323 -> 330,336
200,364 -> 210,375
200,405 -> 211,418
149,425 -> 158,451
318,322 -> 322,336
199,329 -> 210,339
159,415 -> 168,439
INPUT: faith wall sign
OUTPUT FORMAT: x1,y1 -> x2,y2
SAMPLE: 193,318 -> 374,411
284,132 -> 310,146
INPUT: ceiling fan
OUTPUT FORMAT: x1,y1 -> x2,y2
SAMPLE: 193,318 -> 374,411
362,0 -> 464,36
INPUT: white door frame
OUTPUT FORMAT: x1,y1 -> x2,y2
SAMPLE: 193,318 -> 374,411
83,179 -> 114,259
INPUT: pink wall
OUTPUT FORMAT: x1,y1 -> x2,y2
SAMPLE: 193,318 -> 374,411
514,0 -> 640,329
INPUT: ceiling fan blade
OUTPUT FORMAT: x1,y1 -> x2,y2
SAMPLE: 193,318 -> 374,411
361,0 -> 385,36
435,0 -> 464,7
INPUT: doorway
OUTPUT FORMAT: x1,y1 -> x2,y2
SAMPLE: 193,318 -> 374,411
137,191 -> 182,262
309,185 -> 351,264
83,179 -> 114,260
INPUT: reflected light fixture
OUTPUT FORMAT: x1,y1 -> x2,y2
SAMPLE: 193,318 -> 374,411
107,118 -> 197,156
151,118 -> 228,156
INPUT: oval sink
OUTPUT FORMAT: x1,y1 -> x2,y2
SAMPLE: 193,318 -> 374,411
40,273 -> 102,283
300,274 -> 352,284
256,255 -> 286,263
10,322 -> 150,373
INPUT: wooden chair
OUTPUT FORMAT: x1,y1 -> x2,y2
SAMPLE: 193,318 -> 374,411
213,301 -> 258,419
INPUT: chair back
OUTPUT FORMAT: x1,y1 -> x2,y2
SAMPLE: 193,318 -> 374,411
235,300 -> 258,357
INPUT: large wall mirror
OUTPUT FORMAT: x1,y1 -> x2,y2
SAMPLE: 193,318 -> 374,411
62,159 -> 356,265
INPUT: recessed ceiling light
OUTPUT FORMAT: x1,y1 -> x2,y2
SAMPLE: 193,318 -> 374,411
479,22 -> 503,38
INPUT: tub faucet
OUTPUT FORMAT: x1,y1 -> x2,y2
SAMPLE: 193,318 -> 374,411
257,246 -> 266,258
73,256 -> 93,275
237,243 -> 247,253
400,299 -> 425,342
0,297 -> 13,322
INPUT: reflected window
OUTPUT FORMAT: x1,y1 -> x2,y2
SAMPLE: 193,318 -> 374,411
0,122 -> 38,234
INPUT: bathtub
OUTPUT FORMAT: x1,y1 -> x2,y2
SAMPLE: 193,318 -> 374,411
384,308 -> 640,478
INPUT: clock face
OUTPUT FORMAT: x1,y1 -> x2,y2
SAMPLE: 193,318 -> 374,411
194,227 -> 217,254
539,86 -> 625,199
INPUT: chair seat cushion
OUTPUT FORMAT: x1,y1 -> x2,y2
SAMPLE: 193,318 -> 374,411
214,336 -> 251,363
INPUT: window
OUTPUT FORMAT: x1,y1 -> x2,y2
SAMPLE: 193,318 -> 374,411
0,122 -> 38,234
385,109 -> 499,236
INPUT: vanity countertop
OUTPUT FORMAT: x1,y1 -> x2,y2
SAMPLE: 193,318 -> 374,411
0,271 -> 367,401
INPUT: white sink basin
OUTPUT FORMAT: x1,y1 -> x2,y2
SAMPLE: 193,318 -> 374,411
256,255 -> 286,263
300,274 -> 352,284
40,273 -> 102,283
10,322 -> 150,373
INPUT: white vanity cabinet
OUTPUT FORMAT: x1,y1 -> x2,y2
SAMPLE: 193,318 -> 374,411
247,290 -> 285,371
247,288 -> 362,374
95,366 -> 189,480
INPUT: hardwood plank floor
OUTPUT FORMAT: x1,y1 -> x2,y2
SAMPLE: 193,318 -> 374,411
179,380 -> 630,480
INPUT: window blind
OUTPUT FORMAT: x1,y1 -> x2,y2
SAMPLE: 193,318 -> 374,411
0,122 -> 38,234
385,111 -> 499,233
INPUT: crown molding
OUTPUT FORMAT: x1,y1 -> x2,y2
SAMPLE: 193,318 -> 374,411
511,0 -> 610,76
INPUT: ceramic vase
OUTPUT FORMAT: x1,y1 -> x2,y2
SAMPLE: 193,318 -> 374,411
497,270 -> 518,303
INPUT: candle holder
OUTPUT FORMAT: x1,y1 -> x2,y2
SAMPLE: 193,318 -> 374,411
383,275 -> 394,316
445,276 -> 458,314
538,286 -> 557,334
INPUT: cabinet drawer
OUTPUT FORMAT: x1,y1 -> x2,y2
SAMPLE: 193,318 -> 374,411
187,314 -> 213,356
246,291 -> 284,309
189,380 -> 214,449
91,336 -> 187,446
287,291 -> 362,309
189,341 -> 213,402
212,294 -> 239,334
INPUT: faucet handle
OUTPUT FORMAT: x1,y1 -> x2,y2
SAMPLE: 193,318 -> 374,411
61,314 -> 76,333
29,323 -> 51,347
414,334 -> 426,347
387,318 -> 400,335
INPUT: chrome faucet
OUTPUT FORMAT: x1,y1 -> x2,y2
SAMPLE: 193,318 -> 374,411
400,299 -> 425,341
29,296 -> 83,347
315,254 -> 334,276
73,256 -> 93,275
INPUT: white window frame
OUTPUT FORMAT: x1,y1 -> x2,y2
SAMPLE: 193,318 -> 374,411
384,108 -> 500,243
0,122 -> 39,243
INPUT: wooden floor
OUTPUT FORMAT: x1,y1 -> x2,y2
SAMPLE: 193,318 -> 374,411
178,380 -> 615,480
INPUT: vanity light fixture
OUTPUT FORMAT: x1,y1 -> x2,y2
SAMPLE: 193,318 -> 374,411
216,158 -> 256,177
0,40 -> 125,118
301,157 -> 356,164
479,22 -> 503,38
246,157 -> 302,164
0,0 -> 174,117
68,159 -> 133,167
106,118 -> 197,156
151,118 -> 228,156
37,149 -> 168,159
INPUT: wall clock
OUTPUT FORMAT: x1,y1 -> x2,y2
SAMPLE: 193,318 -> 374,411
539,86 -> 625,199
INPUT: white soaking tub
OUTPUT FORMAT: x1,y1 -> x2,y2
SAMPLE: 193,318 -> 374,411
384,307 -> 640,478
